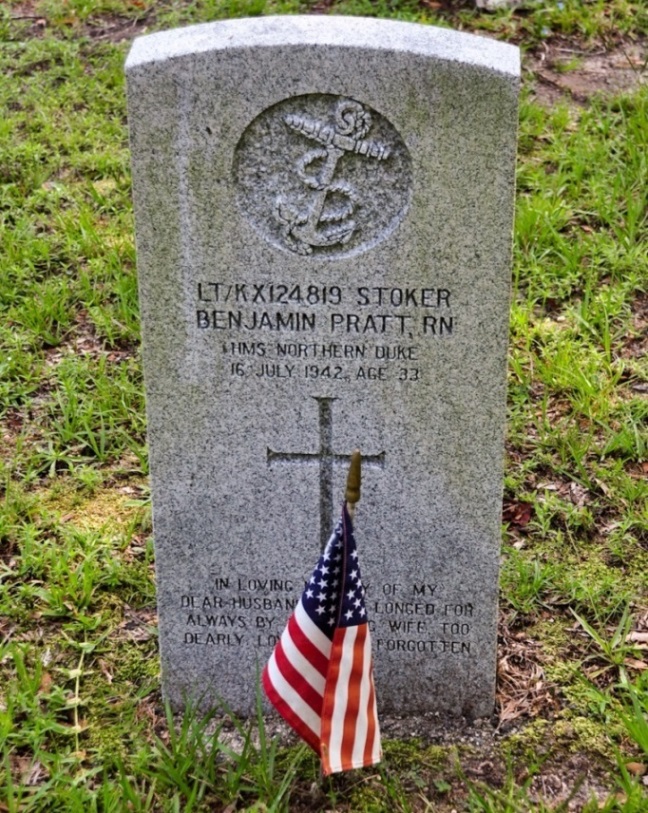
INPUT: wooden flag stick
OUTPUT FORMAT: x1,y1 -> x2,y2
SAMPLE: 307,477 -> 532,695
345,449 -> 361,519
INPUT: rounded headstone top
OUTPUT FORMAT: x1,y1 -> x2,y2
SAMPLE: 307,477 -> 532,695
125,15 -> 520,79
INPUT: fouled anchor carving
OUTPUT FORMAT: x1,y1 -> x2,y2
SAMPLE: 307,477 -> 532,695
275,99 -> 392,255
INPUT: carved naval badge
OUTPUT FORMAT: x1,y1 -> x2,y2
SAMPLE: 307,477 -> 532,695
234,94 -> 412,259
275,100 -> 391,255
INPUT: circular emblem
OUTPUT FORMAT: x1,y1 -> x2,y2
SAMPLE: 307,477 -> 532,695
234,94 -> 412,259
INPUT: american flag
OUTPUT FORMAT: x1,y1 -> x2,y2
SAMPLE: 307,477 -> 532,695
262,503 -> 381,775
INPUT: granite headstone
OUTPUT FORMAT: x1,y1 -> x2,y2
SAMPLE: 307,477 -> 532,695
125,16 -> 520,719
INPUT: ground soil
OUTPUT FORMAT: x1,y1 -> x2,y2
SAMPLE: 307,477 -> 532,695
528,39 -> 647,105
7,1 -> 648,103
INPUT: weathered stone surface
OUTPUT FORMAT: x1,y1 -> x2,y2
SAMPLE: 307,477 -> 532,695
126,16 -> 519,719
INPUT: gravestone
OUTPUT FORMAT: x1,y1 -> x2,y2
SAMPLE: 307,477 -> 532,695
126,16 -> 520,719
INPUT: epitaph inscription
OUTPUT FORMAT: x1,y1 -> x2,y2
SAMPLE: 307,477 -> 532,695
179,578 -> 478,661
235,95 -> 412,258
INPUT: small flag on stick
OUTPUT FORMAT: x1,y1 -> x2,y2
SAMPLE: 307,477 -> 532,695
262,451 -> 381,774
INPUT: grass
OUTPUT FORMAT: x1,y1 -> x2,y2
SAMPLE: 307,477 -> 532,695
1,0 -> 647,810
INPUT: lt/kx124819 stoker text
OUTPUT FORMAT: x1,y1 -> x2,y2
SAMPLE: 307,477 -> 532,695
194,279 -> 456,385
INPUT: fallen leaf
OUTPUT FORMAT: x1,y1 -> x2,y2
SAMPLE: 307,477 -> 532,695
496,618 -> 556,726
624,657 -> 648,671
114,606 -> 158,642
92,179 -> 117,195
25,761 -> 48,786
38,672 -> 53,694
99,659 -> 114,683
627,631 -> 648,644
502,500 -> 533,529
569,482 -> 590,507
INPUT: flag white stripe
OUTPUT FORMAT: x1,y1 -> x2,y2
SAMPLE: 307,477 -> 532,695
326,626 -> 356,772
266,651 -> 321,738
295,601 -> 332,658
351,628 -> 372,767
281,623 -> 325,696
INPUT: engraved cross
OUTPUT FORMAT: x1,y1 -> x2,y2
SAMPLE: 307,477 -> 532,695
267,396 -> 385,550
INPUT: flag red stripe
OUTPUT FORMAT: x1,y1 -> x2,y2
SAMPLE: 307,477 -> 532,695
363,658 -> 377,766
319,629 -> 344,768
262,665 -> 321,754
340,623 -> 367,770
273,638 -> 323,716
288,613 -> 328,677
